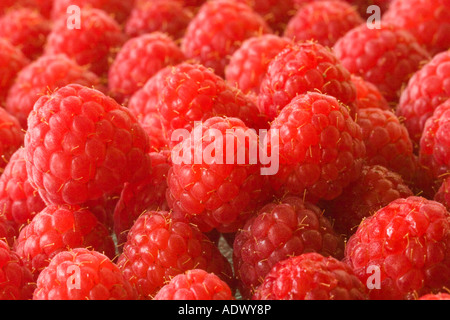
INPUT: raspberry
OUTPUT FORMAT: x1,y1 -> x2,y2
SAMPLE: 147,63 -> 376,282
265,92 -> 366,203
0,8 -> 50,60
435,176 -> 450,211
0,38 -> 29,108
252,252 -> 368,300
284,0 -> 364,47
44,8 -> 126,76
419,99 -> 450,179
351,75 -> 390,111
125,0 -> 193,40
382,0 -> 450,55
396,50 -> 450,147
0,148 -> 46,232
345,196 -> 450,300
33,248 -> 137,300
114,150 -> 171,248
24,84 -> 151,206
154,269 -> 234,300
181,0 -> 271,77
357,107 -> 416,183
157,63 -> 267,145
51,0 -> 134,24
257,41 -> 357,121
108,32 -> 186,105
225,34 -> 292,95
333,23 -> 430,103
233,196 -> 345,298
0,108 -> 24,173
419,293 -> 450,300
0,239 -> 35,300
323,164 -> 413,238
117,210 -> 234,299
166,116 -> 270,233
14,204 -> 116,279
0,216 -> 17,248
0,0 -> 35,16
5,54 -> 102,129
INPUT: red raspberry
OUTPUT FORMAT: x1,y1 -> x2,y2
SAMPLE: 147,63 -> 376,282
233,196 -> 345,299
266,92 -> 366,203
357,107 -> 416,183
51,0 -> 134,24
225,34 -> 292,95
117,210 -> 234,299
125,0 -> 193,40
0,148 -> 46,232
33,248 -> 137,300
333,24 -> 430,103
258,41 -> 357,121
284,0 -> 364,47
108,32 -> 185,105
31,0 -> 53,18
396,50 -> 450,147
382,0 -> 450,55
0,0 -> 36,16
166,116 -> 270,233
157,63 -> 267,145
181,0 -> 271,77
154,269 -> 234,300
435,176 -> 450,212
345,196 -> 450,300
0,239 -> 35,300
113,150 -> 171,248
252,252 -> 368,300
0,108 -> 24,173
0,216 -> 17,248
419,99 -> 450,179
0,8 -> 50,60
323,164 -> 413,238
24,84 -> 151,206
0,38 -> 29,108
44,8 -> 126,76
5,54 -> 102,129
351,75 -> 390,111
14,204 -> 116,279
419,293 -> 450,300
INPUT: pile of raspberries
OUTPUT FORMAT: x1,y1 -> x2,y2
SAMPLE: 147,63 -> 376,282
1,0 -> 450,301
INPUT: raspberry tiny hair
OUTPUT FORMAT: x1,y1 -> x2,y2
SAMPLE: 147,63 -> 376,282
24,83 -> 151,206
153,269 -> 235,300
0,216 -> 17,249
351,75 -> 390,111
252,252 -> 369,300
5,53 -> 102,129
345,196 -> 450,300
233,196 -> 345,299
33,248 -> 137,300
181,0 -> 271,77
257,41 -> 357,121
0,108 -> 25,174
117,210 -> 234,299
225,34 -> 292,95
265,91 -> 366,203
284,0 -> 364,47
0,239 -> 35,300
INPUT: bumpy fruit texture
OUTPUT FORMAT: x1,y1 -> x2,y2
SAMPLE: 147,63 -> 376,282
252,252 -> 368,300
345,196 -> 450,300
351,75 -> 390,111
0,108 -> 24,173
435,176 -> 450,211
117,210 -> 234,299
233,196 -> 345,298
0,216 -> 17,248
33,248 -> 137,300
266,92 -> 366,203
153,269 -> 234,300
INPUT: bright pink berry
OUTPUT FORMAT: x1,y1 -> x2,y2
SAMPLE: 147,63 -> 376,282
351,75 -> 390,111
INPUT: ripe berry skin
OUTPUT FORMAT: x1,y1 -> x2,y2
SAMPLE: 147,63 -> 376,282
233,196 -> 345,299
24,84 -> 151,206
0,108 -> 24,173
33,248 -> 137,300
266,92 -> 366,203
419,293 -> 450,300
108,32 -> 186,105
153,269 -> 234,300
0,216 -> 17,248
351,75 -> 390,111
225,34 -> 292,95
257,41 -> 357,121
181,0 -> 271,77
252,252 -> 368,300
0,239 -> 35,300
333,24 -> 430,103
345,196 -> 450,300
117,210 -> 234,299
